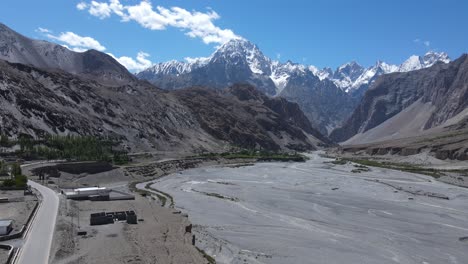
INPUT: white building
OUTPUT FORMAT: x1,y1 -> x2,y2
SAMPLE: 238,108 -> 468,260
0,220 -> 13,235
64,187 -> 110,200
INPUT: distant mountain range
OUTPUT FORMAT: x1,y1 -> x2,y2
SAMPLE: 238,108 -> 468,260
0,23 -> 328,152
137,38 -> 450,134
330,54 -> 468,144
1,22 -> 466,160
138,38 -> 449,96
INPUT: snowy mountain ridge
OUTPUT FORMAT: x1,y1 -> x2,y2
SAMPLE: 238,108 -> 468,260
138,38 -> 450,95
332,51 -> 451,93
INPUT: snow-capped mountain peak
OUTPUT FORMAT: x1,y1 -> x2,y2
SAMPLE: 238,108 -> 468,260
422,51 -> 450,65
269,60 -> 310,94
374,60 -> 399,73
329,51 -> 450,94
211,38 -> 272,75
399,55 -> 424,72
330,61 -> 365,90
138,38 -> 272,78
399,51 -> 449,72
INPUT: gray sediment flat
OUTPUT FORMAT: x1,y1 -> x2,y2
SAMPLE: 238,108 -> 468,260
151,153 -> 468,264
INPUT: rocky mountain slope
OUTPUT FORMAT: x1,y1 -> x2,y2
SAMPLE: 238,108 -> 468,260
174,85 -> 329,151
0,23 -> 135,85
138,38 -> 449,134
225,84 -> 333,146
340,126 -> 468,161
278,69 -> 358,135
138,39 -> 359,134
0,59 -> 328,152
330,54 -> 468,144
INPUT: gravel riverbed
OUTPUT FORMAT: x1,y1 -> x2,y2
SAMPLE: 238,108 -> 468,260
150,152 -> 468,264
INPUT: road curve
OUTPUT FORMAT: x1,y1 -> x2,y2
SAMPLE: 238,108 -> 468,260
16,178 -> 59,264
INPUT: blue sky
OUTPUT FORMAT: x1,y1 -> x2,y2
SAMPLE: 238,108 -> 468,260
1,0 -> 467,71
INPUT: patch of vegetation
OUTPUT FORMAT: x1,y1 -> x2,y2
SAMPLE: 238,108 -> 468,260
450,169 -> 468,177
2,175 -> 28,188
10,135 -> 129,164
415,131 -> 466,144
194,190 -> 239,202
343,158 -> 443,178
145,183 -> 174,207
196,150 -> 308,162
0,160 -> 7,176
154,193 -> 167,207
330,159 -> 347,165
318,153 -> 335,159
354,164 -> 369,169
213,181 -> 235,185
352,164 -> 370,173
196,247 -> 216,264
0,134 -> 14,148
31,162 -> 115,177
1,162 -> 28,188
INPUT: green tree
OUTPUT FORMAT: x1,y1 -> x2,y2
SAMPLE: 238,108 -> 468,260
0,134 -> 9,147
11,163 -> 22,177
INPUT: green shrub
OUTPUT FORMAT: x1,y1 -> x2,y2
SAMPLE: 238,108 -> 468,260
1,179 -> 15,187
331,159 -> 347,165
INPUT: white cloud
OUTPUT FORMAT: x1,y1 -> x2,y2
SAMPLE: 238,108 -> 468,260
36,27 -> 51,33
46,31 -> 106,51
59,44 -> 87,53
77,0 -> 241,44
71,47 -> 89,53
184,56 -> 209,64
76,2 -> 88,10
414,38 -> 431,48
88,1 -> 111,19
109,51 -> 153,72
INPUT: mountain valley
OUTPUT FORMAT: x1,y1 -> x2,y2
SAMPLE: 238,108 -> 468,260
1,2 -> 468,264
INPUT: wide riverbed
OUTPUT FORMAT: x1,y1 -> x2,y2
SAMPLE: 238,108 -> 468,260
150,153 -> 468,264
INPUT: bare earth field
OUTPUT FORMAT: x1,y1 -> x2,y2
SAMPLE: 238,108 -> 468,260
149,152 -> 468,264
49,194 -> 206,264
0,190 -> 37,234
44,157 -> 253,264
0,248 -> 9,264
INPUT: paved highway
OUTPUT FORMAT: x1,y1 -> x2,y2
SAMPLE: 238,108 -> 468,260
16,164 -> 60,264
